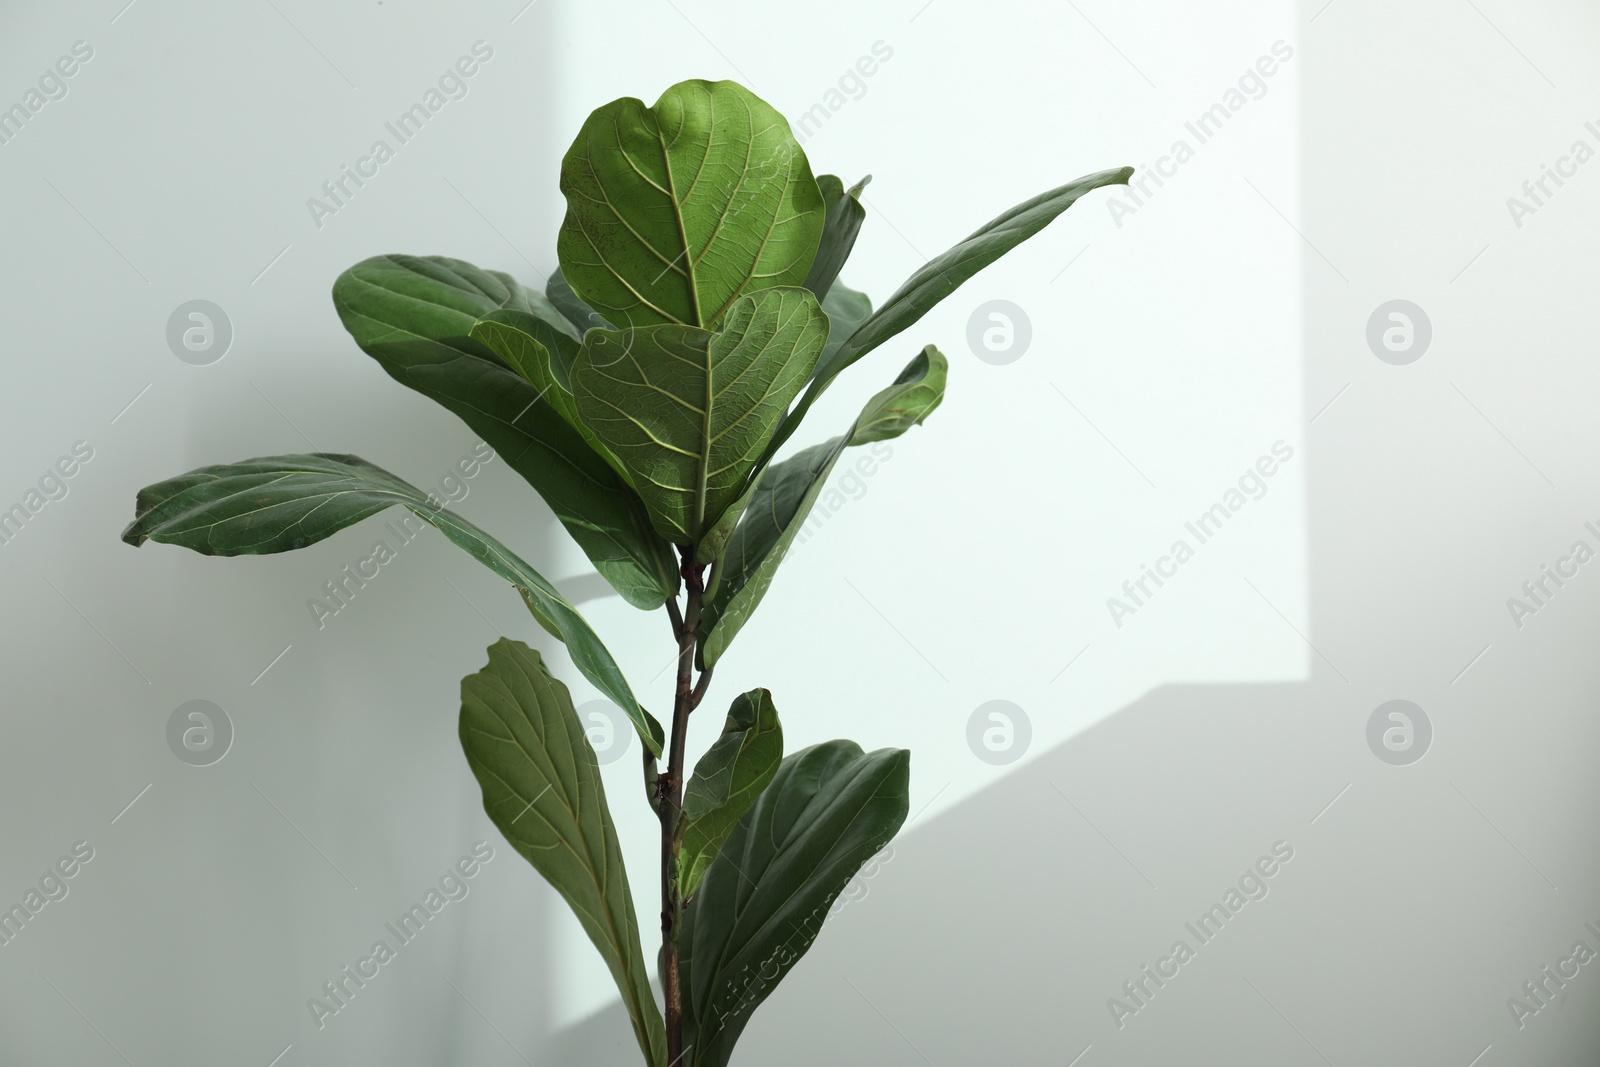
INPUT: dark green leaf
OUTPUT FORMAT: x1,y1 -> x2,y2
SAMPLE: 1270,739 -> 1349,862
332,253 -> 678,610
548,266 -> 613,334
557,79 -> 825,330
819,278 -> 873,370
698,347 -> 947,668
764,167 -> 1131,463
680,742 -> 910,1067
570,287 -> 828,547
468,310 -> 631,484
678,689 -> 783,899
460,639 -> 666,1067
121,453 -> 664,756
801,174 -> 869,304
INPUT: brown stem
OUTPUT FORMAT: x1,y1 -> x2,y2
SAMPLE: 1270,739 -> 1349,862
661,550 -> 706,1064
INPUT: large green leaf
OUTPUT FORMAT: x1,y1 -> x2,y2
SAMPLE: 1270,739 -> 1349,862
121,453 -> 664,756
459,639 -> 666,1067
763,167 -> 1131,463
680,742 -> 910,1067
570,287 -> 828,547
678,689 -> 783,900
801,174 -> 869,304
557,79 -> 825,330
698,347 -> 947,668
331,254 -> 677,609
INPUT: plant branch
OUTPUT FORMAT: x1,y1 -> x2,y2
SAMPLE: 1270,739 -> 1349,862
689,665 -> 715,711
660,548 -> 706,1064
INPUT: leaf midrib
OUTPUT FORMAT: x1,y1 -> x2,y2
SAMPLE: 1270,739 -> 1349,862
654,117 -> 702,328
695,322 -> 714,535
694,752 -> 901,1020
464,656 -> 661,1061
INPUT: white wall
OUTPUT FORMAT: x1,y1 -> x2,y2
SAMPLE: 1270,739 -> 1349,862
0,0 -> 1594,1063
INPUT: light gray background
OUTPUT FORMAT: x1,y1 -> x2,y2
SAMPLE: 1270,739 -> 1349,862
1,0 -> 1596,1064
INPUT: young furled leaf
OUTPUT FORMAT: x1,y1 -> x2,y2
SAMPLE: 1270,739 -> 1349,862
802,173 -> 870,304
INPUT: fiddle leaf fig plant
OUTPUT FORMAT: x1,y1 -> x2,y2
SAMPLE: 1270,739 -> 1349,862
121,77 -> 1129,1066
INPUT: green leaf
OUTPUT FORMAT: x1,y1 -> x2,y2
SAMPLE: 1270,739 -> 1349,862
468,310 -> 632,485
678,689 -> 783,900
802,174 -> 869,304
547,266 -> 613,334
459,639 -> 666,1067
468,308 -> 577,398
557,79 -> 825,330
698,347 -> 946,668
121,453 -> 665,757
680,742 -> 910,1067
696,279 -> 863,565
851,344 -> 947,443
332,253 -> 678,610
691,281 -> 868,573
693,473 -> 760,569
692,279 -> 869,571
764,167 -> 1131,462
570,287 -> 828,547
819,278 -> 873,370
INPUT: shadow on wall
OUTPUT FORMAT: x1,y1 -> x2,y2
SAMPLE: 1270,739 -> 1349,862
539,675 -> 1600,1065
537,680 -> 1350,1065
